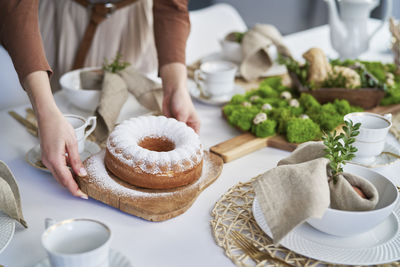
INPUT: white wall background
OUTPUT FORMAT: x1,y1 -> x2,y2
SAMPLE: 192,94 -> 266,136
190,0 -> 400,35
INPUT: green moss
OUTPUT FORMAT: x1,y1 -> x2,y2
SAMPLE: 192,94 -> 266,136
307,103 -> 343,131
332,99 -> 363,115
244,90 -> 259,99
226,105 -> 259,131
223,104 -> 237,117
270,108 -> 295,134
257,85 -> 279,98
259,77 -> 282,89
230,94 -> 247,104
288,106 -> 304,116
361,61 -> 387,83
381,83 -> 400,106
224,72 -> 365,143
259,77 -> 292,94
286,118 -> 321,143
299,93 -> 321,111
251,120 -> 277,138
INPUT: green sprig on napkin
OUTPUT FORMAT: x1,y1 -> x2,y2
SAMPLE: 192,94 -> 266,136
253,138 -> 379,244
322,120 -> 361,183
102,53 -> 130,73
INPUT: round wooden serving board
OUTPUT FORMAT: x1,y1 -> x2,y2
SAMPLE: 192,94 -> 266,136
76,150 -> 223,221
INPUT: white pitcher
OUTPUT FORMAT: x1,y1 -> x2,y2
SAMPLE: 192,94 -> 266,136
325,0 -> 392,59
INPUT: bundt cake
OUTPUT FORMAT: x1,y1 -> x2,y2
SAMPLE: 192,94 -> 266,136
105,116 -> 203,189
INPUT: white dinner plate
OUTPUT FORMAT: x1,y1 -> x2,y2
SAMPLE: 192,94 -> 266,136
187,79 -> 245,106
350,141 -> 400,168
33,249 -> 132,267
252,198 -> 400,265
201,51 -> 287,77
25,141 -> 101,173
0,212 -> 15,254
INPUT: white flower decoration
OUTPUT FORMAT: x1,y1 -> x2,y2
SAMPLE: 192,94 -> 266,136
261,103 -> 272,111
242,101 -> 252,107
300,114 -> 309,119
253,112 -> 267,125
250,95 -> 260,102
289,99 -> 300,107
280,91 -> 292,100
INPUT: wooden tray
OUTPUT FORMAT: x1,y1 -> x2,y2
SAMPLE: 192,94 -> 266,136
290,72 -> 385,109
210,104 -> 400,163
77,150 -> 223,221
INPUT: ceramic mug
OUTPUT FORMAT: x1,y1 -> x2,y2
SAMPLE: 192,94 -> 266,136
344,112 -> 392,164
194,60 -> 237,97
41,218 -> 111,267
64,114 -> 97,154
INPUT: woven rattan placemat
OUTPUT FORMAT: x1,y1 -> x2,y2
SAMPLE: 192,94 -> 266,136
211,179 -> 400,267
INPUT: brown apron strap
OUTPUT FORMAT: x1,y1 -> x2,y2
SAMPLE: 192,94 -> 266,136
72,0 -> 138,69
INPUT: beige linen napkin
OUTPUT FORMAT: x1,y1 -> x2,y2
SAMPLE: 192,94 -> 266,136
0,161 -> 27,228
80,69 -> 103,90
80,66 -> 163,142
240,24 -> 291,81
253,141 -> 379,244
94,72 -> 128,142
119,66 -> 163,112
330,172 -> 379,211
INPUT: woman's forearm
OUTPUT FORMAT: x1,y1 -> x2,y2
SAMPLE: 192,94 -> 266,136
160,62 -> 187,93
23,70 -> 88,198
159,62 -> 200,133
23,71 -> 61,122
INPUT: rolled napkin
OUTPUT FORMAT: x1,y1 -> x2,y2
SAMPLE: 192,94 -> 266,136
94,72 -> 128,142
239,24 -> 291,81
253,141 -> 379,244
0,160 -> 27,228
330,172 -> 379,211
80,66 -> 163,142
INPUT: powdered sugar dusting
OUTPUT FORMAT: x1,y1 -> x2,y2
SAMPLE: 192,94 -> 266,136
84,150 -> 214,199
107,116 -> 203,174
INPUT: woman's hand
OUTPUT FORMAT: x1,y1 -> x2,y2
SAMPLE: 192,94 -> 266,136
160,63 -> 200,133
24,71 -> 88,199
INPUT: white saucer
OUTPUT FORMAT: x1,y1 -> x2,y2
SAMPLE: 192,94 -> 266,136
350,141 -> 400,168
187,79 -> 245,105
25,141 -> 101,173
253,199 -> 400,265
0,212 -> 15,254
34,249 -> 132,267
200,51 -> 287,77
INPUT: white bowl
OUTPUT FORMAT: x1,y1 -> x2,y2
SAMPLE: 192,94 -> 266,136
59,67 -> 102,112
306,164 -> 399,237
219,39 -> 243,63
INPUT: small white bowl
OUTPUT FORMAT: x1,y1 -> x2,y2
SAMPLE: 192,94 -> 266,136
59,67 -> 102,112
219,39 -> 243,63
306,164 -> 399,237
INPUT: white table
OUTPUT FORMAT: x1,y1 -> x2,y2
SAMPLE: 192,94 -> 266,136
0,21 -> 399,267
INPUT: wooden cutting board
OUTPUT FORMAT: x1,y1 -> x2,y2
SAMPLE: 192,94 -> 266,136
210,104 -> 400,163
77,150 -> 223,221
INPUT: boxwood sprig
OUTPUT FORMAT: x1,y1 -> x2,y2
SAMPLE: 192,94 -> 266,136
322,120 -> 361,184
102,53 -> 130,73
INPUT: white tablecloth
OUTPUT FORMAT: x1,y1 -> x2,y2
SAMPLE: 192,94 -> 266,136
0,21 -> 399,267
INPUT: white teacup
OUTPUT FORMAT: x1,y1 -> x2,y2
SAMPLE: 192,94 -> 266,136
344,112 -> 392,164
42,218 -> 111,267
64,114 -> 97,154
194,60 -> 237,97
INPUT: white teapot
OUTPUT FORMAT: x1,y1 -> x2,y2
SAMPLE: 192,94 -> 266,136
325,0 -> 392,59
